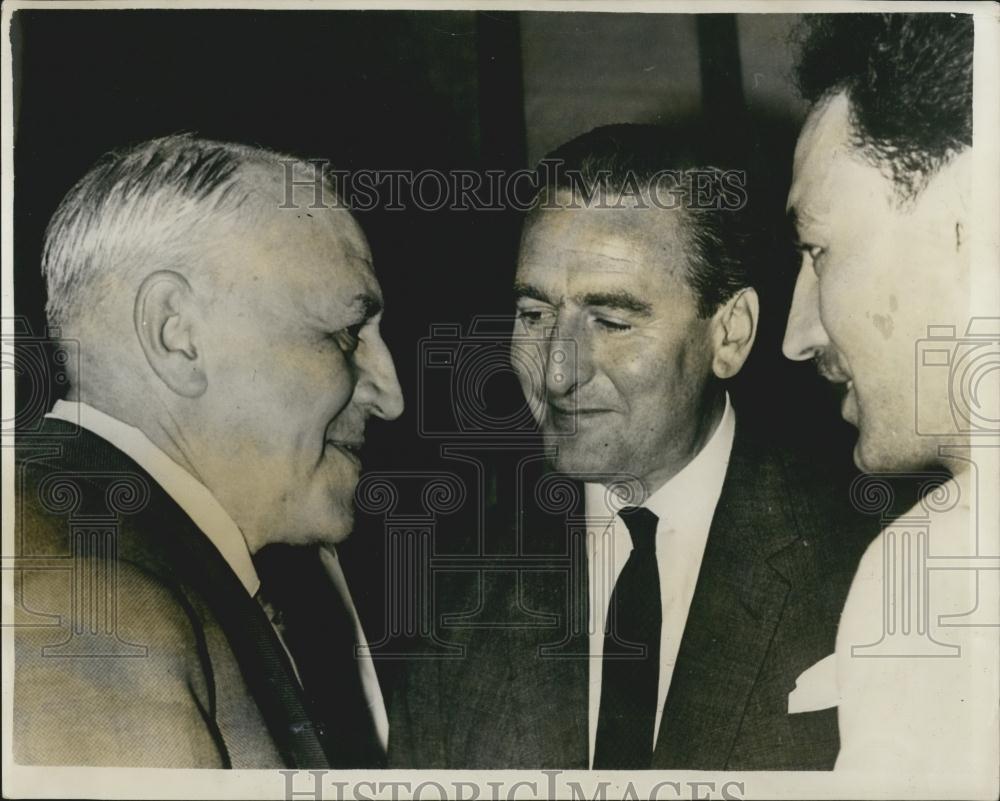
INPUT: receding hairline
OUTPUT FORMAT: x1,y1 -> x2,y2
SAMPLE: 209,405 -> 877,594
40,134 -> 357,331
251,163 -> 366,243
521,189 -> 698,266
790,91 -> 921,217
802,86 -> 971,208
189,179 -> 373,303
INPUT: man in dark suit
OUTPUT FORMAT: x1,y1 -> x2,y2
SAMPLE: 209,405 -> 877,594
13,134 -> 404,767
389,125 -> 876,770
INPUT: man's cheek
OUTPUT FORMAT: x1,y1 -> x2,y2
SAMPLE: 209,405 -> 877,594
512,349 -> 545,393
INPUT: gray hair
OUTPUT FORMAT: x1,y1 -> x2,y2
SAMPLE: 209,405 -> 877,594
42,133 -> 323,330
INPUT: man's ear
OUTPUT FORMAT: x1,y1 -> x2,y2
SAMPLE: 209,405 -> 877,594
133,270 -> 207,398
710,287 -> 759,379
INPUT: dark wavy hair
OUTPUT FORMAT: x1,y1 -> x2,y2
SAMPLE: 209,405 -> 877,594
795,13 -> 973,200
529,124 -> 750,318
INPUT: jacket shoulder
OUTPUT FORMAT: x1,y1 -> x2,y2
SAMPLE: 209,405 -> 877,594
734,425 -> 881,579
13,439 -> 227,767
14,551 -> 226,766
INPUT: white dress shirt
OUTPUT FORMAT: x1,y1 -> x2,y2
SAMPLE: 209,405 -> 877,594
584,393 -> 735,766
834,452 -> 999,793
45,399 -> 389,751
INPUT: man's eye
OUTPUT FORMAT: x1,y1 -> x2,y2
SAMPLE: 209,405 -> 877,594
595,317 -> 631,333
801,245 -> 825,274
331,324 -> 364,353
516,307 -> 551,326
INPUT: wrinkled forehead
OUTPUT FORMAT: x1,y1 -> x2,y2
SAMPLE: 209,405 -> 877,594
209,197 -> 379,324
519,195 -> 689,279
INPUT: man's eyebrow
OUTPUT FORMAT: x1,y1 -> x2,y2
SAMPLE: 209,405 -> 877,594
787,205 -> 825,235
512,282 -> 553,304
785,208 -> 804,247
786,207 -> 818,251
578,291 -> 652,316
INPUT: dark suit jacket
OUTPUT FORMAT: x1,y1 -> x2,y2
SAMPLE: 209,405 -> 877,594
389,423 -> 877,769
13,418 -> 370,768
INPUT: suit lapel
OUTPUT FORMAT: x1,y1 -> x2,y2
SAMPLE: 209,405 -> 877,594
187,545 -> 330,768
44,421 -> 330,768
492,471 -> 589,768
487,605 -> 588,767
653,427 -> 800,769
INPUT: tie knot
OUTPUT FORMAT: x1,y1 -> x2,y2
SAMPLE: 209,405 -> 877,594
617,506 -> 658,552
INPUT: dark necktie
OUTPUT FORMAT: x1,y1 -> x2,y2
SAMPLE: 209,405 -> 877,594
254,543 -> 386,768
593,506 -> 662,769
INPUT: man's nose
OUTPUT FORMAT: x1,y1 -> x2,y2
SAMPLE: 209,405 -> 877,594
357,335 -> 405,421
782,264 -> 829,362
544,320 -> 593,398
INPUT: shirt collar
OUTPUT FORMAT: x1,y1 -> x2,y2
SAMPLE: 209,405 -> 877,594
584,392 -> 736,532
46,399 -> 261,596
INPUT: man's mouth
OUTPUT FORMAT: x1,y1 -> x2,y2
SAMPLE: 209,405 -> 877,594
815,358 -> 851,386
548,402 -> 614,417
812,352 -> 859,425
327,440 -> 364,467
545,403 -> 616,434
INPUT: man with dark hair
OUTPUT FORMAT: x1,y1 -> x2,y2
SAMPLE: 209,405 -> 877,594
783,14 -> 998,780
794,13 -> 972,202
14,135 -> 404,767
390,125 -> 875,770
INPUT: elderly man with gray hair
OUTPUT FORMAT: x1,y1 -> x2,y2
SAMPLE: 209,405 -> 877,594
14,134 -> 403,768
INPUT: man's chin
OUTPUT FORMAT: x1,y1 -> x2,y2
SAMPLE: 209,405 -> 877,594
547,449 -> 630,484
322,510 -> 354,546
286,506 -> 355,549
851,440 -> 871,473
547,446 -> 593,478
296,529 -> 352,551
852,430 -> 938,476
851,423 -> 887,473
